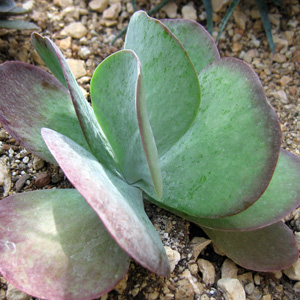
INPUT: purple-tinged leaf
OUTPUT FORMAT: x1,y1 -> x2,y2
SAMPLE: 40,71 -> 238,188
0,189 -> 129,300
203,222 -> 298,272
91,50 -> 162,199
41,128 -> 170,277
32,33 -> 119,175
124,11 -> 201,156
192,149 -> 300,230
161,19 -> 220,74
142,58 -> 281,218
0,61 -> 90,164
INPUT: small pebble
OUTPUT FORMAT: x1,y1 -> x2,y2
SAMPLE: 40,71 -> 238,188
35,172 -> 51,188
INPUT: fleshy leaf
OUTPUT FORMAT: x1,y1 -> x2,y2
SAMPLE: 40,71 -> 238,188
0,189 -> 129,300
32,33 -> 119,175
0,20 -> 39,30
0,61 -> 90,164
191,149 -> 300,230
142,58 -> 281,218
202,0 -> 213,34
161,19 -> 220,74
41,128 -> 170,277
124,11 -> 200,156
91,50 -> 162,199
255,0 -> 275,53
203,222 -> 299,272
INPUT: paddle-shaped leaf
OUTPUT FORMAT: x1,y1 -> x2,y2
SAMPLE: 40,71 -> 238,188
124,11 -> 200,156
161,19 -> 220,74
91,50 -> 162,198
32,33 -> 119,174
203,222 -> 299,272
41,128 -> 170,277
0,61 -> 90,164
141,58 -> 281,218
0,189 -> 129,300
192,149 -> 300,230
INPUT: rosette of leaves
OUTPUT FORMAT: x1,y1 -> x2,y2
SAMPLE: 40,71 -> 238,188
0,0 -> 38,30
0,11 -> 299,300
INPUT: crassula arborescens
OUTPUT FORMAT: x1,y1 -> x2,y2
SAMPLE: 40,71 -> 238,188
0,11 -> 300,300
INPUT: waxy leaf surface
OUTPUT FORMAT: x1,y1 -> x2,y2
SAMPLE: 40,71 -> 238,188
143,58 -> 281,218
192,149 -> 300,230
161,19 -> 220,74
32,33 -> 119,174
0,189 -> 129,300
42,128 -> 170,277
0,61 -> 89,163
203,222 -> 298,272
91,50 -> 162,198
124,11 -> 200,156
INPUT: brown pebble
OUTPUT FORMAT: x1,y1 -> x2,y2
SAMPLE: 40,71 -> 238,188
292,50 -> 300,63
15,174 -> 31,192
2,144 -> 10,151
35,172 -> 51,188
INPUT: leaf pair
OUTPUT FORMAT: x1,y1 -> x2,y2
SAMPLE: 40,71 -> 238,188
124,12 -> 300,272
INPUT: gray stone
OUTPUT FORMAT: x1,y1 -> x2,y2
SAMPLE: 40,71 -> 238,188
217,278 -> 246,300
165,246 -> 181,273
161,2 -> 178,18
62,22 -> 88,39
0,129 -> 8,141
174,278 -> 194,300
79,46 -> 92,60
103,3 -> 121,20
244,282 -> 255,295
89,0 -> 108,13
233,10 -> 247,31
67,59 -> 87,79
0,157 -> 11,197
181,3 -> 197,21
33,156 -> 45,171
190,236 -> 211,259
283,258 -> 300,280
197,259 -> 215,285
6,283 -> 30,300
212,0 -> 230,13
15,174 -> 31,192
221,258 -> 238,279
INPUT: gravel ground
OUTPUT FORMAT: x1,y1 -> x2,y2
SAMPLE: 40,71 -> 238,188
0,0 -> 300,299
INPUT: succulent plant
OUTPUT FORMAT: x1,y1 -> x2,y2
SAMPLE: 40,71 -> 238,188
0,11 -> 299,300
0,0 -> 38,30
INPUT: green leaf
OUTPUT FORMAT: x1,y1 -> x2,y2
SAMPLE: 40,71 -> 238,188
32,33 -> 119,175
255,0 -> 275,53
124,11 -> 200,156
0,61 -> 90,164
216,0 -> 241,43
202,0 -> 213,34
203,222 -> 299,272
0,189 -> 129,300
91,50 -> 162,199
143,58 -> 281,218
0,0 -> 16,12
41,128 -> 170,277
161,19 -> 220,74
0,20 -> 38,30
191,149 -> 300,230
